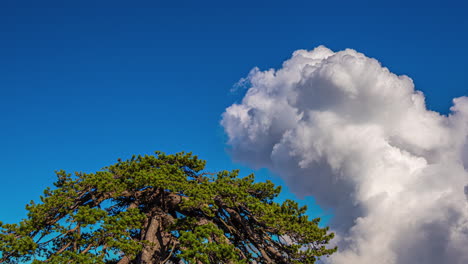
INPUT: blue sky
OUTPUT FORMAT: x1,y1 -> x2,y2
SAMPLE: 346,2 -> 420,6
1,0 -> 467,225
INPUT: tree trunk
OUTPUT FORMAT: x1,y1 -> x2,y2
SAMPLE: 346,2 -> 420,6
138,215 -> 161,263
116,256 -> 132,264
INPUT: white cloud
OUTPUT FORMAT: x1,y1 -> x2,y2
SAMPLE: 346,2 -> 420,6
221,46 -> 468,264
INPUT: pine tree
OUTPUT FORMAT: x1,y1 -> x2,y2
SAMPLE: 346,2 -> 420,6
0,151 -> 336,263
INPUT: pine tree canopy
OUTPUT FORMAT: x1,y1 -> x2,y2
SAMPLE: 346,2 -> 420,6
0,151 -> 336,263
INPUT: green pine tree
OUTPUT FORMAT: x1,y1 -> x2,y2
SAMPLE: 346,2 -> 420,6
0,151 -> 336,263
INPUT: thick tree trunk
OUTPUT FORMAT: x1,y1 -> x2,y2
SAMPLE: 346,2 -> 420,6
116,256 -> 132,264
138,215 -> 161,264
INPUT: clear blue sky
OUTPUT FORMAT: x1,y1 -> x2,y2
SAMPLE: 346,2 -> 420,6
1,0 -> 467,224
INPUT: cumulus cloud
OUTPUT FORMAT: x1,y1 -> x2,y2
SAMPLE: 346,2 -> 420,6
221,46 -> 468,264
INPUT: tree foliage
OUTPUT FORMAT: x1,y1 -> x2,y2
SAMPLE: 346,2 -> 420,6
0,151 -> 336,263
